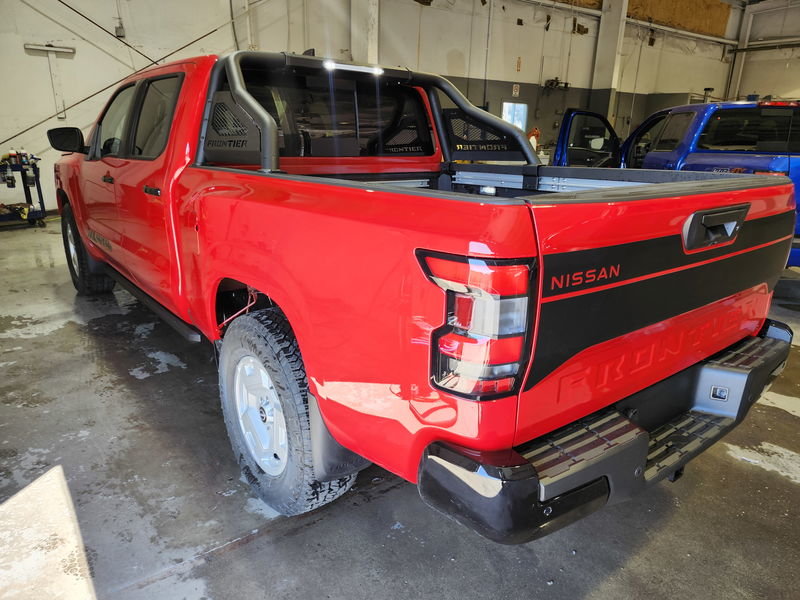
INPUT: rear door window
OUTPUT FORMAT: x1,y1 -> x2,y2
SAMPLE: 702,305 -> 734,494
697,107 -> 793,152
652,112 -> 694,152
132,75 -> 182,159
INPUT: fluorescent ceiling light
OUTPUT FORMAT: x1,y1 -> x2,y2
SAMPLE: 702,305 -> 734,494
24,43 -> 75,54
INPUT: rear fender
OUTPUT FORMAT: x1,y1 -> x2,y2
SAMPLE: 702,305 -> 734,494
207,269 -> 366,476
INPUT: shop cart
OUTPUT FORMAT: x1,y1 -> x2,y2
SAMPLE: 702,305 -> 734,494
0,150 -> 46,227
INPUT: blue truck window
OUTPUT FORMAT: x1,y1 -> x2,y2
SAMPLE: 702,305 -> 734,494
564,113 -> 616,167
652,112 -> 694,152
627,116 -> 668,168
697,107 -> 793,153
788,109 -> 800,152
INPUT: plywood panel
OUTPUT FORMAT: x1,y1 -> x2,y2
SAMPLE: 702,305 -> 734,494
554,0 -> 731,38
555,0 -> 602,9
628,0 -> 730,38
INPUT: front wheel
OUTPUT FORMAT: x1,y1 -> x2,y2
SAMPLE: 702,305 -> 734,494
61,204 -> 115,295
218,309 -> 355,515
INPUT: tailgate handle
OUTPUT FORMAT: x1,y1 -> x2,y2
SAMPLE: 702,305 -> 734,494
683,204 -> 749,251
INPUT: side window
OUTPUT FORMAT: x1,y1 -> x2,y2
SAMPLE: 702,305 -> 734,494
626,116 -> 667,168
98,85 -> 136,158
789,108 -> 800,153
564,114 -> 617,167
132,76 -> 182,159
652,112 -> 694,152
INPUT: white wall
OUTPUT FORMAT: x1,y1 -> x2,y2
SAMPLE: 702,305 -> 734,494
0,0 -> 238,210
738,3 -> 800,99
617,26 -> 730,96
379,0 -> 599,88
739,49 -> 800,99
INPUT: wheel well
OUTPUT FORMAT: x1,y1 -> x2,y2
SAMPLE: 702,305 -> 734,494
56,189 -> 69,212
214,278 -> 278,333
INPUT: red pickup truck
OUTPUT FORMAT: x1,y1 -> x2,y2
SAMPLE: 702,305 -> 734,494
47,52 -> 793,544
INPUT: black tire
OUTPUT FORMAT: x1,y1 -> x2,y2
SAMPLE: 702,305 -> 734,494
61,204 -> 115,295
219,308 -> 355,515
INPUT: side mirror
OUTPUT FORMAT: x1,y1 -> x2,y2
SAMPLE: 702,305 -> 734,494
47,127 -> 87,154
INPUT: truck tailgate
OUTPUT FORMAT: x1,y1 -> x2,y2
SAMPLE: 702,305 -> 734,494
515,177 -> 795,444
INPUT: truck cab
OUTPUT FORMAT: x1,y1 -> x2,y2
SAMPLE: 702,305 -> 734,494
554,102 -> 800,265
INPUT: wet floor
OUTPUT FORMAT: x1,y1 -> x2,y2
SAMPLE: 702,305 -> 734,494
1,223 -> 798,599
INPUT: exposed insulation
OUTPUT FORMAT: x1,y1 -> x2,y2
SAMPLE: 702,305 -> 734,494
627,0 -> 731,38
554,0 -> 603,9
553,0 -> 732,39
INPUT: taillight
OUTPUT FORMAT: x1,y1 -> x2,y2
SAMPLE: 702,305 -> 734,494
417,250 -> 536,400
754,170 -> 789,176
758,101 -> 799,107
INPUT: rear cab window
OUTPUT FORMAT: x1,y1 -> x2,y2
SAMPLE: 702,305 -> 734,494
236,70 -> 435,158
697,107 -> 797,153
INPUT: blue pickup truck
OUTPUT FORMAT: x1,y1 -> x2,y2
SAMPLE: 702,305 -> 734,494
554,101 -> 800,265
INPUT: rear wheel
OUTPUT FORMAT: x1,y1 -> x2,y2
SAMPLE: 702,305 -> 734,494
219,308 -> 355,515
61,204 -> 115,295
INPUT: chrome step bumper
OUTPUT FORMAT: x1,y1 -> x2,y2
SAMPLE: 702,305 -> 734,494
645,411 -> 732,483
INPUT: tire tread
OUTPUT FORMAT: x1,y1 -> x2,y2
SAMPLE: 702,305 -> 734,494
221,308 -> 355,515
61,204 -> 115,295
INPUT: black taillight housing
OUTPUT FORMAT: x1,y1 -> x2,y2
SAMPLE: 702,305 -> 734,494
417,250 -> 537,400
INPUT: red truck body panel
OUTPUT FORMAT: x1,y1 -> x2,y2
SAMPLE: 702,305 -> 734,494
176,167 -> 538,479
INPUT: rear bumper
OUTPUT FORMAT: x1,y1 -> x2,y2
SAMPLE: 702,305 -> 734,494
417,319 -> 792,544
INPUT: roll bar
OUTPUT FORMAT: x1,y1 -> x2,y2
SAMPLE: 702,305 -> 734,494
197,51 -> 538,171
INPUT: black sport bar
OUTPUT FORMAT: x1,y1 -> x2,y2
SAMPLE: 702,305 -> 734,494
199,51 -> 538,171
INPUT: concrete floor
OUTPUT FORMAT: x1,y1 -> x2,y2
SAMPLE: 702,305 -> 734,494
1,222 -> 798,600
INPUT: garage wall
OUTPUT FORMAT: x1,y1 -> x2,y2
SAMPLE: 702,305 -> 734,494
0,0 -> 741,210
0,0 -> 239,210
617,28 -> 730,97
609,24 -> 732,134
738,3 -> 800,100
379,0 -> 599,90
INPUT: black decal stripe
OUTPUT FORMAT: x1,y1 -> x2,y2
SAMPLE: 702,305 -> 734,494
542,210 -> 794,298
525,237 -> 791,390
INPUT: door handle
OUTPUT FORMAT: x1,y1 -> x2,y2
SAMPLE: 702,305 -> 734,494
102,174 -> 114,184
143,185 -> 161,197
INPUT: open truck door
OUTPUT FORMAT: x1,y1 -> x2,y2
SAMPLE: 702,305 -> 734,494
553,109 -> 621,167
621,109 -> 670,168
